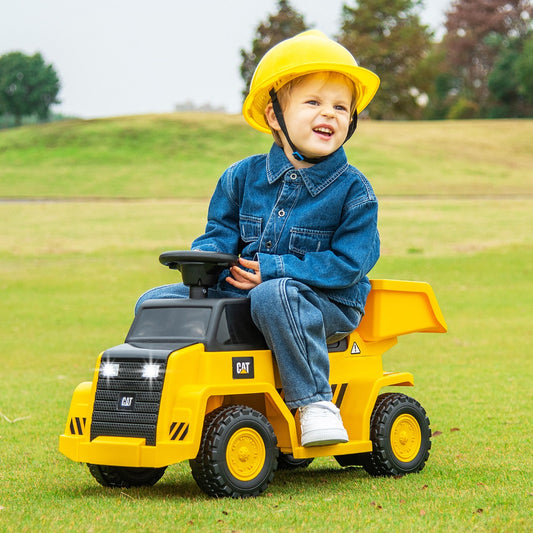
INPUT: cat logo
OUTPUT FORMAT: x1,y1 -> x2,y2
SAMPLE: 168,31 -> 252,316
118,393 -> 136,411
232,357 -> 254,379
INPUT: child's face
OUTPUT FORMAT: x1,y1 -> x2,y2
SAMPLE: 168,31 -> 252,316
266,73 -> 354,167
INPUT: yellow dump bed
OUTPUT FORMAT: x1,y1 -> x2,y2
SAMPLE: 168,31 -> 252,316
357,279 -> 448,342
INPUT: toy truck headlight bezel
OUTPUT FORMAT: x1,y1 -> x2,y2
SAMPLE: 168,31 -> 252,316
100,362 -> 120,378
142,363 -> 161,379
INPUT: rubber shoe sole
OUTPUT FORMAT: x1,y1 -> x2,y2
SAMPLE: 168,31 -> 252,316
301,427 -> 349,447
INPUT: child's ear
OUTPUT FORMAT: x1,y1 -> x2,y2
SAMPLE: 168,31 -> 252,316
265,102 -> 281,132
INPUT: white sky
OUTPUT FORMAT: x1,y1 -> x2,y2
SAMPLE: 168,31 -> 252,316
0,0 -> 451,118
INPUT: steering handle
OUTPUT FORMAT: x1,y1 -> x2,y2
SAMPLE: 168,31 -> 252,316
159,251 -> 239,298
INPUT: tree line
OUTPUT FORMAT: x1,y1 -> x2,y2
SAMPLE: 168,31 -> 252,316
1,0 -> 532,125
241,0 -> 533,119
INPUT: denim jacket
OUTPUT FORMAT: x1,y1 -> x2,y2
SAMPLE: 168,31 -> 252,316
192,143 -> 380,312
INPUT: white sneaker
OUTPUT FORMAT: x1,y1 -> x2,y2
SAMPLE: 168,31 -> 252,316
299,401 -> 349,447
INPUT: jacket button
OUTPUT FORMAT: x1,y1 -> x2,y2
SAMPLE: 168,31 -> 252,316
266,241 -> 272,249
278,209 -> 285,217
290,172 -> 297,180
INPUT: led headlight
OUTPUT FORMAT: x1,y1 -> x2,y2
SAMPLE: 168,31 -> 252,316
142,363 -> 160,379
100,362 -> 119,378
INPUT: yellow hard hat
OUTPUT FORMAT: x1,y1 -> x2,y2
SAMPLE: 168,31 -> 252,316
242,30 -> 380,134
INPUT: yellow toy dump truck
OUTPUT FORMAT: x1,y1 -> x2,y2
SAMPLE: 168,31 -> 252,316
59,251 -> 447,498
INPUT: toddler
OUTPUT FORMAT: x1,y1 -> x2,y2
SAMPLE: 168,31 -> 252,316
136,30 -> 380,446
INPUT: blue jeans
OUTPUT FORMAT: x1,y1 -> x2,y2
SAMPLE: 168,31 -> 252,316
135,278 -> 361,408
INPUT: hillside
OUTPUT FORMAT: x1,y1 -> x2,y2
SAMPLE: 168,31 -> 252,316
1,113 -> 532,198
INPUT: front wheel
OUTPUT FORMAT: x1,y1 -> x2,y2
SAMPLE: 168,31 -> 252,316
362,393 -> 431,477
87,464 -> 166,487
190,405 -> 278,498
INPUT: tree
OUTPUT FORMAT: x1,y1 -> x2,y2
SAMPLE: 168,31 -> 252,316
418,42 -> 458,119
240,0 -> 308,101
516,33 -> 533,105
0,51 -> 61,126
443,0 -> 533,116
338,0 -> 433,119
487,33 -> 533,117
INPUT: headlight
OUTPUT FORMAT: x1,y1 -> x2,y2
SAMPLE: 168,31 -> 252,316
142,363 -> 160,379
100,362 -> 119,378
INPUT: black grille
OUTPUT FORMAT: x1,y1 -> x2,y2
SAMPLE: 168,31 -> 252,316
90,359 -> 166,446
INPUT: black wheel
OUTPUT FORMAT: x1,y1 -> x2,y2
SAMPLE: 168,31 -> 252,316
334,452 -> 368,467
87,464 -> 167,488
277,452 -> 314,470
189,405 -> 278,498
362,393 -> 431,476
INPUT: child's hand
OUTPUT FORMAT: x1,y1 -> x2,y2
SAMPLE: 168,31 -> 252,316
226,258 -> 262,290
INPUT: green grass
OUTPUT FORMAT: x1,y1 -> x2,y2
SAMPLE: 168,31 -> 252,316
1,115 -> 532,198
0,114 -> 272,199
1,115 -> 532,532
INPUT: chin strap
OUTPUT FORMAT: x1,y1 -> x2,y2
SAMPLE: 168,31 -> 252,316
269,88 -> 358,165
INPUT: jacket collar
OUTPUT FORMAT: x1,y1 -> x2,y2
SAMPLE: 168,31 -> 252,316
265,143 -> 349,197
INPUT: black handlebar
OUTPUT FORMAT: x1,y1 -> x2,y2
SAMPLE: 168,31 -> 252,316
159,251 -> 239,298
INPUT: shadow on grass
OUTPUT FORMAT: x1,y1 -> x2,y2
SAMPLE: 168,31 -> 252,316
70,479 -> 203,501
67,464 -> 370,501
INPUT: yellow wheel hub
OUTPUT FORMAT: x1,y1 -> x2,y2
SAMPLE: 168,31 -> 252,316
390,414 -> 421,463
226,428 -> 266,481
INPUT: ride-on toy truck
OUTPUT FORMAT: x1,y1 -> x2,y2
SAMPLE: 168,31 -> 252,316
59,251 -> 447,497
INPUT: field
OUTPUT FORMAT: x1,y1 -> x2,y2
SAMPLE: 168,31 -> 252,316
0,116 -> 532,532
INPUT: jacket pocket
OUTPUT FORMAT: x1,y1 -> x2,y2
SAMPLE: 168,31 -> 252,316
240,214 -> 262,243
289,227 -> 334,258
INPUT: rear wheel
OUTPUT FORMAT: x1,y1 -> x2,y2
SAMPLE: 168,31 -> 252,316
277,452 -> 313,470
87,464 -> 166,487
190,405 -> 278,498
362,393 -> 431,476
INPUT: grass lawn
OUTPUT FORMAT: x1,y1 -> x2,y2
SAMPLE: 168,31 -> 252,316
1,115 -> 532,199
0,116 -> 532,532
